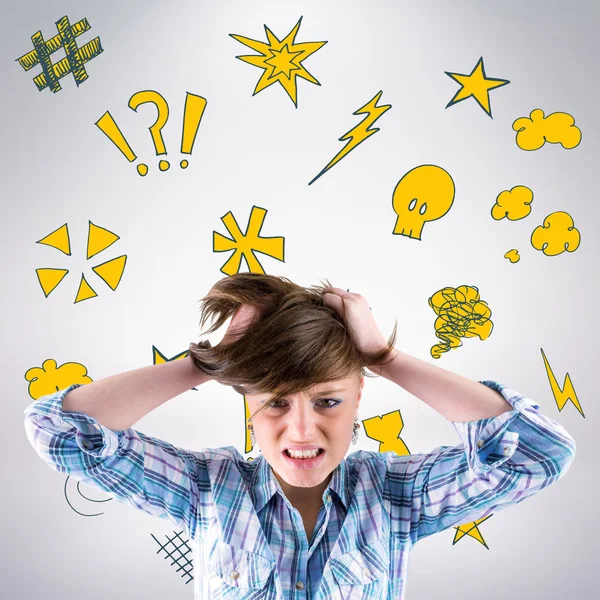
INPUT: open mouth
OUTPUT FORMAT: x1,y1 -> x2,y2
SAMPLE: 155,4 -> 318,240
283,448 -> 324,459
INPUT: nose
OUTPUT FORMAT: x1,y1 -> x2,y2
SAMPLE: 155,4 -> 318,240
286,400 -> 318,440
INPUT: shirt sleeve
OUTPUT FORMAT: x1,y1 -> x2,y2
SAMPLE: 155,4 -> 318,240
24,383 -> 209,539
384,380 -> 577,545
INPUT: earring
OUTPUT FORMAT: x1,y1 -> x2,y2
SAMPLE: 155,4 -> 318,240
247,421 -> 256,446
352,418 -> 361,445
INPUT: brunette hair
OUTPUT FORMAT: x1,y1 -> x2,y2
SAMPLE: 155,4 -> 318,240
188,273 -> 398,419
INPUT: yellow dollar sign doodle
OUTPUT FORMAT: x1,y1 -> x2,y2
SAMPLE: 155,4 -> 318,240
445,56 -> 510,118
230,16 -> 327,107
540,348 -> 584,417
491,185 -> 534,221
428,285 -> 494,359
35,221 -> 127,303
213,205 -> 285,276
95,91 -> 207,175
392,165 -> 455,240
16,15 -> 103,93
362,411 -> 411,455
309,91 -> 391,185
530,211 -> 580,256
513,109 -> 582,150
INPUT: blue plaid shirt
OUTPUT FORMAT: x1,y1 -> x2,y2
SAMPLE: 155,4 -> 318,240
24,380 -> 576,599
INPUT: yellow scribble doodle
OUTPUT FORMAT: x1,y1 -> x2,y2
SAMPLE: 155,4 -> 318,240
513,109 -> 582,150
213,205 -> 285,276
530,211 -> 580,256
230,16 -> 327,107
452,516 -> 493,548
25,359 -> 93,400
504,249 -> 520,263
392,165 -> 455,240
491,185 -> 533,221
309,91 -> 391,185
429,286 -> 493,359
541,348 -> 584,417
35,221 -> 127,302
445,57 -> 510,118
362,411 -> 410,455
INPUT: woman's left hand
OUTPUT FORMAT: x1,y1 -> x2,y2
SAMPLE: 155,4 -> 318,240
322,287 -> 389,356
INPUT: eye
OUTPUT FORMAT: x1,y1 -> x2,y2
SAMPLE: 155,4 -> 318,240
316,398 -> 341,409
267,399 -> 287,409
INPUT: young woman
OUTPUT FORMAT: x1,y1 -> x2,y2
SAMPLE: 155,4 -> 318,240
24,272 -> 576,600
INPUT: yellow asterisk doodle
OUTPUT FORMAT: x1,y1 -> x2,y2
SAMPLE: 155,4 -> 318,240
230,16 -> 327,107
213,205 -> 285,276
35,221 -> 127,303
445,56 -> 510,118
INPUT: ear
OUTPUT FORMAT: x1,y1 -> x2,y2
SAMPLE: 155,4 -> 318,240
356,375 -> 365,410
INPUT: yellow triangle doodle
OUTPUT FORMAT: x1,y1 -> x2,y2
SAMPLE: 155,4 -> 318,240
35,268 -> 69,297
87,221 -> 120,259
74,274 -> 98,303
452,515 -> 493,546
91,255 -> 127,290
36,224 -> 71,255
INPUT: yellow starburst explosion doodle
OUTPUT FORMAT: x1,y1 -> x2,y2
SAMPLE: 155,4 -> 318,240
445,57 -> 510,118
230,16 -> 327,107
309,90 -> 392,185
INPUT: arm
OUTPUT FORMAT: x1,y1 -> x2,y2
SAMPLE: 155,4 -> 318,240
24,356 -> 213,536
62,354 -> 212,430
370,348 -> 513,422
373,352 -> 577,545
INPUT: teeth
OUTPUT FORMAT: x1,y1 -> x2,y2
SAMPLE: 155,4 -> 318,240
286,449 -> 321,459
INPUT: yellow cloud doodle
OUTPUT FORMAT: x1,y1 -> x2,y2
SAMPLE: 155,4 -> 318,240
362,411 -> 411,455
504,249 -> 520,263
445,57 -> 510,118
392,165 -> 455,240
35,221 -> 127,302
25,359 -> 93,400
429,286 -> 494,359
213,205 -> 285,276
309,91 -> 391,185
530,211 -> 580,256
230,16 -> 327,107
491,185 -> 533,221
513,109 -> 582,150
541,348 -> 584,417
452,516 -> 493,548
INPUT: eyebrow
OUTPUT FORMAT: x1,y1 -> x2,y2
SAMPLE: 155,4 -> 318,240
260,388 -> 346,404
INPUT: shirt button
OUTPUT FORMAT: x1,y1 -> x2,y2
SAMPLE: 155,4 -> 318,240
503,446 -> 510,455
81,439 -> 93,449
326,492 -> 331,501
230,570 -> 240,580
295,581 -> 304,590
363,568 -> 370,578
477,440 -> 484,448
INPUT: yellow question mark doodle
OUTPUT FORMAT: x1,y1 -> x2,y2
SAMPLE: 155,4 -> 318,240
128,90 -> 170,176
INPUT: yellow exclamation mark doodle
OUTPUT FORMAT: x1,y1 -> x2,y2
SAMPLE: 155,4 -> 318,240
180,92 -> 207,169
96,91 -> 207,175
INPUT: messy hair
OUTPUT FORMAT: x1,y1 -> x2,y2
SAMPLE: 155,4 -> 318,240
188,272 -> 398,420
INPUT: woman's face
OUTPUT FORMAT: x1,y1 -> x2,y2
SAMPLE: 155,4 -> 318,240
245,374 -> 364,491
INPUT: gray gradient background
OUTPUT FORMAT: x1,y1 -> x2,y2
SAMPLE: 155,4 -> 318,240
2,0 -> 598,598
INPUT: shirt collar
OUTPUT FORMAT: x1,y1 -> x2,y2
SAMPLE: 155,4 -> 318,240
250,453 -> 350,512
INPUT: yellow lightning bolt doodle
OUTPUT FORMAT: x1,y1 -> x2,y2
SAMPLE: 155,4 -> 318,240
309,90 -> 392,185
445,57 -> 510,118
213,206 -> 285,276
230,16 -> 327,107
541,348 -> 584,416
